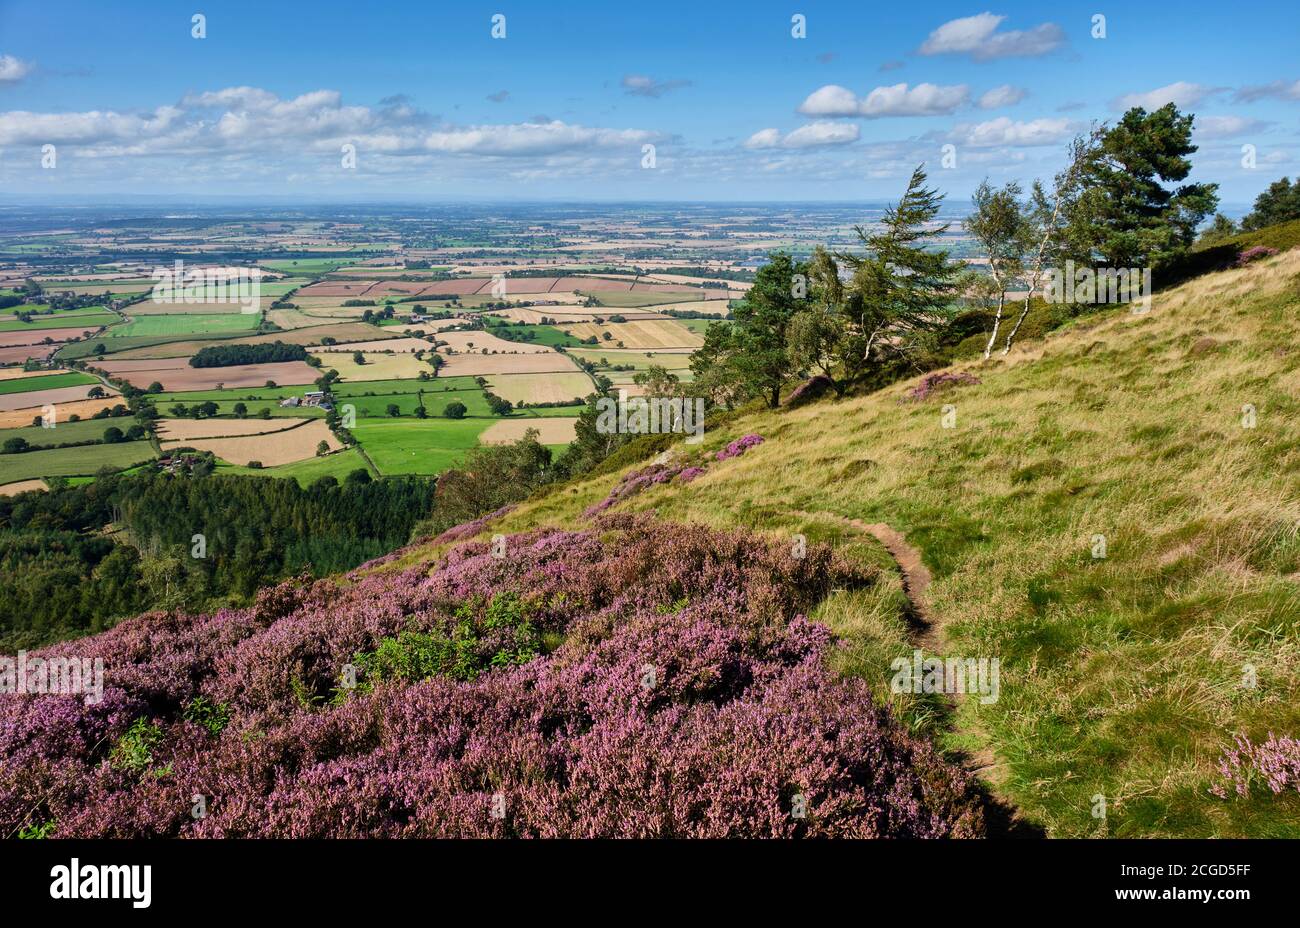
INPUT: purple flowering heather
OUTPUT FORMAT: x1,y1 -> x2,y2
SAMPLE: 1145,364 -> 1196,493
1210,732 -> 1300,798
584,462 -> 693,516
0,515 -> 984,838
1234,246 -> 1279,268
715,434 -> 764,461
904,371 -> 981,402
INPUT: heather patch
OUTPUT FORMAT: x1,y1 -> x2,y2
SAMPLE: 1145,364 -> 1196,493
0,515 -> 983,838
1210,732 -> 1300,799
904,371 -> 981,402
715,433 -> 765,461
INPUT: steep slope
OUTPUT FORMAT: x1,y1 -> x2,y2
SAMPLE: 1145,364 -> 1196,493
441,248 -> 1300,837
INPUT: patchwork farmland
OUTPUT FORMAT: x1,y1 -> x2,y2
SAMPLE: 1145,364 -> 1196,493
0,240 -> 737,487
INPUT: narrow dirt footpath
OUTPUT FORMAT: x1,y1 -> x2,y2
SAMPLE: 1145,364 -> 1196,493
792,508 -> 1038,837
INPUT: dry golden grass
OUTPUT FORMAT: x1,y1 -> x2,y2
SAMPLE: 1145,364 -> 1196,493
483,372 -> 593,405
479,417 -> 578,445
0,398 -> 121,429
556,319 -> 702,349
0,478 -> 46,496
311,352 -> 431,381
435,330 -> 554,354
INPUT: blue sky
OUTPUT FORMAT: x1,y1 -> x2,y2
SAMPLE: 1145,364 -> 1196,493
0,0 -> 1297,204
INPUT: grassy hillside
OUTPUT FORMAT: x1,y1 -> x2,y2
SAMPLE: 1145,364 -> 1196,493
394,247 -> 1300,837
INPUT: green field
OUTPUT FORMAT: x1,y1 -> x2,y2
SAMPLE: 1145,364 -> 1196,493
673,317 -> 728,335
342,388 -> 490,419
482,323 -> 588,348
0,371 -> 99,395
352,418 -> 490,475
513,405 -> 584,418
54,334 -> 209,360
152,384 -> 316,404
163,402 -> 324,419
111,313 -> 262,338
0,440 -> 155,483
0,417 -> 136,449
0,312 -> 117,332
258,279 -> 312,298
260,259 -> 359,275
216,447 -> 375,485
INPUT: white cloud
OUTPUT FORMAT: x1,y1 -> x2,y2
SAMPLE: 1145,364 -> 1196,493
1232,79 -> 1300,103
744,128 -> 782,149
977,85 -> 1027,109
1113,81 -> 1216,110
941,116 -> 1073,147
0,86 -> 659,159
918,13 -> 1064,61
0,54 -> 32,83
745,121 -> 859,150
621,74 -> 692,98
798,82 -> 969,118
1194,115 -> 1267,139
423,120 -> 657,156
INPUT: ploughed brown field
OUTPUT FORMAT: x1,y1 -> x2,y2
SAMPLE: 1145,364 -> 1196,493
0,329 -> 82,348
0,384 -> 120,412
160,418 -> 342,467
0,345 -> 61,364
92,359 -> 320,391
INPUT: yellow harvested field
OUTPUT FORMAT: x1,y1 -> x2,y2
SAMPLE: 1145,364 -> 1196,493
265,309 -> 337,329
642,274 -> 751,291
313,352 -> 432,381
160,418 -> 341,467
156,418 -> 311,441
436,330 -> 553,354
0,367 -> 70,381
314,338 -> 432,353
480,417 -> 577,445
554,319 -> 702,349
436,351 -> 579,378
0,479 -> 47,497
485,372 -> 594,405
638,299 -> 732,316
0,398 -> 122,429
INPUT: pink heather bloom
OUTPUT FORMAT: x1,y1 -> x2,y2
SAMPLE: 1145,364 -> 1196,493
715,434 -> 764,461
905,372 -> 980,402
1211,732 -> 1300,799
1234,246 -> 1278,268
0,516 -> 984,838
